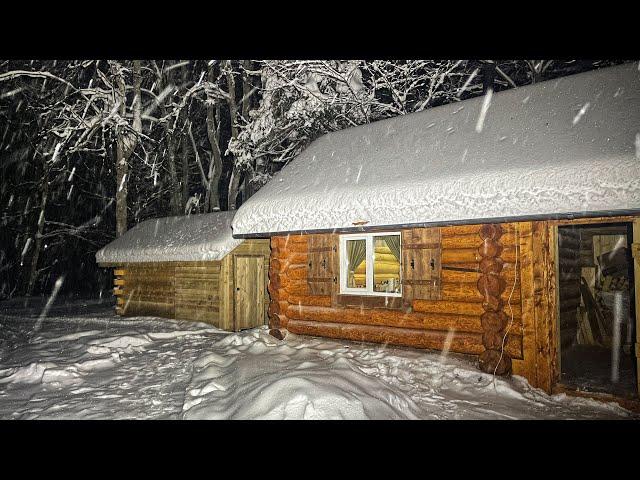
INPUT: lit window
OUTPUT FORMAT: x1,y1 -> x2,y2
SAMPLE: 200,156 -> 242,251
339,232 -> 402,296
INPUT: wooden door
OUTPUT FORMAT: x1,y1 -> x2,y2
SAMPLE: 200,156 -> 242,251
633,220 -> 640,397
234,255 -> 266,331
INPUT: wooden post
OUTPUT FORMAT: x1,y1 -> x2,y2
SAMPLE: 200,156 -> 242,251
478,224 -> 512,375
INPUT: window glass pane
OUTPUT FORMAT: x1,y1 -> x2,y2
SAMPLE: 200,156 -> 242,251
373,235 -> 401,293
346,239 -> 367,289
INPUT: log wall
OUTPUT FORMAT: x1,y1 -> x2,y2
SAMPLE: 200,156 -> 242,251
114,261 -> 221,325
108,239 -> 270,331
557,227 -> 582,350
268,222 -> 525,367
268,215 -> 638,395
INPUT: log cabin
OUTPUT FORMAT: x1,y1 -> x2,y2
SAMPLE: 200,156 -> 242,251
231,63 -> 640,401
96,211 -> 269,331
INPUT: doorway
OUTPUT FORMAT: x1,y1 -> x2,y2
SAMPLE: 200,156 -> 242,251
557,223 -> 637,398
233,255 -> 266,331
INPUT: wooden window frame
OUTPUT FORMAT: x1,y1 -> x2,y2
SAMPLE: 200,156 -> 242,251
339,232 -> 402,298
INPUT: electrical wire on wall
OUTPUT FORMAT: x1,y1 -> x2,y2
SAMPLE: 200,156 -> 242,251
491,223 -> 519,391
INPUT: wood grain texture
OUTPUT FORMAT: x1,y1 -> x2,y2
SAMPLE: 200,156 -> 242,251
270,221 -> 525,362
109,239 -> 269,331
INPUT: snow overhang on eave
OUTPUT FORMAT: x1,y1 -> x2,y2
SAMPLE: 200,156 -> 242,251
230,208 -> 640,239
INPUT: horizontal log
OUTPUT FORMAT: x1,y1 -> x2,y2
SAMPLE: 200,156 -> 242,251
276,276 -> 308,289
175,292 -> 219,302
114,278 -> 125,286
120,300 -> 175,318
114,269 -> 126,276
441,246 -> 517,264
441,262 -> 480,271
174,271 -> 221,277
286,294 -> 332,307
272,235 -> 307,250
286,304 -> 523,334
174,265 -> 221,273
287,319 -> 523,358
120,286 -> 175,296
175,275 -> 220,284
284,282 -> 310,296
124,275 -> 174,285
175,299 -> 220,310
286,266 -> 309,280
414,299 -> 522,318
174,308 -> 219,324
174,280 -> 219,291
441,233 -> 518,250
271,241 -> 308,255
440,223 -> 519,237
275,253 -> 308,265
441,282 -> 521,304
123,294 -> 176,304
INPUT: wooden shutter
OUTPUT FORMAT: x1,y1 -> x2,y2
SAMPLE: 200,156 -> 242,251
307,234 -> 336,296
401,227 -> 442,302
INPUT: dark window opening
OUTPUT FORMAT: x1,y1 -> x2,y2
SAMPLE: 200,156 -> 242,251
557,223 -> 637,398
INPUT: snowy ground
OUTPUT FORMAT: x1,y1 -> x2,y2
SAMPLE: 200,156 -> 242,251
0,298 -> 636,420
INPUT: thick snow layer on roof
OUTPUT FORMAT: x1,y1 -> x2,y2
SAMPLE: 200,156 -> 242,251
233,63 -> 640,236
95,210 -> 242,264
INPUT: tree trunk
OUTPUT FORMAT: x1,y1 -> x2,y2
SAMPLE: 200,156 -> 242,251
181,133 -> 190,209
205,66 -> 223,212
26,174 -> 48,296
158,61 -> 183,215
482,61 -> 496,94
167,134 -> 181,215
110,61 -> 129,237
225,60 -> 242,210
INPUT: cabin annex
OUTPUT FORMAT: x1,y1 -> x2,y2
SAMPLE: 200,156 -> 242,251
232,64 -> 640,400
96,211 -> 269,331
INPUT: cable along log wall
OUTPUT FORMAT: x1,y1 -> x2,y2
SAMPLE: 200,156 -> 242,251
268,222 -> 524,374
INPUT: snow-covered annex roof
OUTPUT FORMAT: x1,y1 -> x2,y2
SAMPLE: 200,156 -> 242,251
232,63 -> 640,236
96,210 -> 242,264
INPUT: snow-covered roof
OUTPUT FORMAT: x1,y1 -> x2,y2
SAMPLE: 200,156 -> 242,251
96,210 -> 242,264
232,63 -> 640,236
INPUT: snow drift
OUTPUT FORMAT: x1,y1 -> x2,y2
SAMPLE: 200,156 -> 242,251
0,299 -> 634,420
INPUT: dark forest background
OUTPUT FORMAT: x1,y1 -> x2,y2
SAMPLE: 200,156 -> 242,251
0,59 -> 626,299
